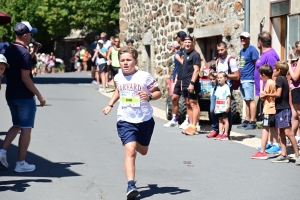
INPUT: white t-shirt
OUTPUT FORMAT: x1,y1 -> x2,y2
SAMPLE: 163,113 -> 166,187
214,84 -> 231,113
216,55 -> 238,87
115,70 -> 158,123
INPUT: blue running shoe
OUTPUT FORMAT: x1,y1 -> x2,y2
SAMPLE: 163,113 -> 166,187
237,121 -> 248,129
257,143 -> 272,151
245,123 -> 256,130
266,145 -> 281,154
127,181 -> 139,198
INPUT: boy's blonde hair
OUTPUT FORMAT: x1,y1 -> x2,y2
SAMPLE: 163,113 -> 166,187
274,61 -> 289,76
118,46 -> 138,60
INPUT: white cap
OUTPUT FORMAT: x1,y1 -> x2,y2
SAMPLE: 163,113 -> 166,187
0,54 -> 9,68
98,40 -> 104,44
29,43 -> 33,47
240,32 -> 250,38
171,41 -> 180,48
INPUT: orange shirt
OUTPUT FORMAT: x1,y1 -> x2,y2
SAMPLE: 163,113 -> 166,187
263,79 -> 276,114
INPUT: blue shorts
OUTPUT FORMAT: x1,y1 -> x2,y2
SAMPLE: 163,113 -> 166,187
117,118 -> 155,146
7,97 -> 37,128
275,108 -> 291,129
240,82 -> 254,100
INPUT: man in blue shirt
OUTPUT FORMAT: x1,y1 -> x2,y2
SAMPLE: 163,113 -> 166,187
238,32 -> 259,130
0,22 -> 46,172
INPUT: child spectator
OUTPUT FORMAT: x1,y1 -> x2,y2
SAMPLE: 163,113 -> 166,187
207,68 -> 219,138
214,72 -> 231,141
0,54 -> 9,90
261,61 -> 300,164
251,64 -> 275,159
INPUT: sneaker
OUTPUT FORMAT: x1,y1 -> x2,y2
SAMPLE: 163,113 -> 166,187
295,155 -> 300,165
14,162 -> 35,172
163,120 -> 178,128
196,125 -> 201,132
271,155 -> 289,163
106,83 -> 109,88
179,119 -> 189,129
185,126 -> 198,136
237,121 -> 248,129
91,80 -> 98,85
127,182 -> 139,198
206,130 -> 218,138
219,134 -> 229,141
251,151 -> 268,160
0,153 -> 8,168
245,123 -> 256,130
266,145 -> 281,154
257,143 -> 272,151
214,134 -> 223,140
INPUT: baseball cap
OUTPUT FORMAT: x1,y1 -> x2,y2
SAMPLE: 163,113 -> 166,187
125,39 -> 134,44
240,32 -> 250,38
98,40 -> 104,44
183,35 -> 194,41
0,54 -> 9,68
14,21 -> 38,36
171,41 -> 180,48
177,31 -> 187,40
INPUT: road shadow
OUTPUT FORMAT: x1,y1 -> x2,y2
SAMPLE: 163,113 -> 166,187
134,184 -> 190,199
0,139 -> 83,179
0,179 -> 52,192
230,135 -> 255,142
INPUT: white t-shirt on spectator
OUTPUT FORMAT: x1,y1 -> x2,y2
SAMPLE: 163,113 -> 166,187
115,70 -> 158,123
216,55 -> 238,74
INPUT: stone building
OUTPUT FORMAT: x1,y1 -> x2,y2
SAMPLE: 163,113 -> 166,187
119,0 -> 300,101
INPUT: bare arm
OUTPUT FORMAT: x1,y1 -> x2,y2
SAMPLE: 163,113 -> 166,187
226,96 -> 231,113
261,87 -> 282,99
21,69 -> 46,106
91,50 -> 98,62
107,48 -> 112,63
187,64 -> 200,93
138,87 -> 162,101
103,88 -> 120,115
227,70 -> 239,80
288,59 -> 300,81
175,54 -> 183,65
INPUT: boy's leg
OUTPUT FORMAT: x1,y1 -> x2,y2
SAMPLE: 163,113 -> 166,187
218,117 -> 223,135
284,127 -> 299,156
261,127 -> 270,153
124,141 -> 137,181
224,117 -> 229,134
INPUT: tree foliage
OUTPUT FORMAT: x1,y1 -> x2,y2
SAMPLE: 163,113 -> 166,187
0,0 -> 120,41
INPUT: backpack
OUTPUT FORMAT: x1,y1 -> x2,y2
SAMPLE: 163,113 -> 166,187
216,56 -> 240,90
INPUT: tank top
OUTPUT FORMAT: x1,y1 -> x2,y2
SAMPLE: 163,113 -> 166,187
111,47 -> 120,68
290,65 -> 300,90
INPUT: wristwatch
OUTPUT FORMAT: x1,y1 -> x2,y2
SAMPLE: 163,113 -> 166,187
148,94 -> 153,101
190,81 -> 195,85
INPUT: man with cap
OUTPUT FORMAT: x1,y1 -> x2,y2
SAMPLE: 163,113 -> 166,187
125,39 -> 134,47
92,40 -> 107,92
164,41 -> 182,128
0,54 -> 9,90
0,35 -> 10,54
237,32 -> 259,130
0,21 -> 46,172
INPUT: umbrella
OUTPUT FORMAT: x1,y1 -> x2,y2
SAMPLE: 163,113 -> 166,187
0,12 -> 12,25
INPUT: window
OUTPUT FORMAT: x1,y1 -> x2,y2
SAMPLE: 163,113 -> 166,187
288,14 -> 300,52
270,0 -> 290,17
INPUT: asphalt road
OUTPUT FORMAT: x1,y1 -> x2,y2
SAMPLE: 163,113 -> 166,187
0,72 -> 299,200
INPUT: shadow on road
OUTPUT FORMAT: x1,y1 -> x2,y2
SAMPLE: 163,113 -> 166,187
0,179 -> 52,192
134,184 -> 190,199
230,134 -> 255,142
0,139 -> 84,186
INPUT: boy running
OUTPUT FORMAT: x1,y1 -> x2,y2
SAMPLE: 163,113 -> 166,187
103,46 -> 162,198
251,64 -> 276,159
260,61 -> 300,164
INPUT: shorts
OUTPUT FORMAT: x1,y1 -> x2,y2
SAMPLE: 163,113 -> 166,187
173,80 -> 182,96
292,88 -> 300,104
7,97 -> 37,128
262,114 -> 275,127
240,82 -> 254,100
117,118 -> 155,146
111,66 -> 120,77
98,63 -> 107,73
275,108 -> 291,129
216,112 -> 228,119
182,86 -> 200,100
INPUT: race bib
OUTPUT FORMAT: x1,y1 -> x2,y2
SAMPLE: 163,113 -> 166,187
120,91 -> 140,107
216,99 -> 226,113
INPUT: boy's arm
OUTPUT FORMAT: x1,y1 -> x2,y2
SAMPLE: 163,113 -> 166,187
261,88 -> 281,98
138,87 -> 162,101
103,88 -> 120,115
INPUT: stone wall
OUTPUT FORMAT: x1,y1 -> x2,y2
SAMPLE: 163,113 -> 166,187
119,0 -> 245,100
